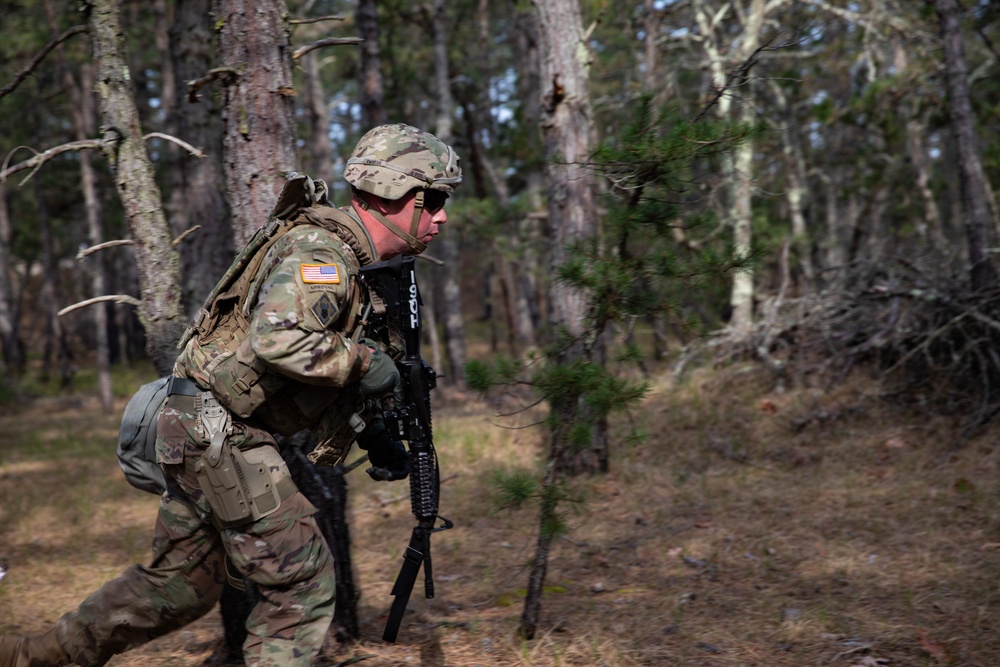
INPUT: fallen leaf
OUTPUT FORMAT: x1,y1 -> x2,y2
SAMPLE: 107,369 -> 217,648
759,398 -> 778,414
919,628 -> 951,663
694,519 -> 712,528
884,436 -> 906,449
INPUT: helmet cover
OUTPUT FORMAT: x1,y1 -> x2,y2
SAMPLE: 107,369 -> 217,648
343,123 -> 462,200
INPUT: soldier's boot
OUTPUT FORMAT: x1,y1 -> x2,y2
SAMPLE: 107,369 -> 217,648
0,628 -> 70,667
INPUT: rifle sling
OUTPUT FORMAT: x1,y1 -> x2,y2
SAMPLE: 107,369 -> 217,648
382,527 -> 433,642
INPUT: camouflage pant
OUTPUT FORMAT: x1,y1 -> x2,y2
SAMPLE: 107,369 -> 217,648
55,394 -> 335,667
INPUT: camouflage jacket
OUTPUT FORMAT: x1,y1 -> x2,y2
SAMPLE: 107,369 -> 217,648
174,207 -> 377,437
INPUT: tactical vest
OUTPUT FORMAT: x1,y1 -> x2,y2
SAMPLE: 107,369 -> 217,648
177,205 -> 381,423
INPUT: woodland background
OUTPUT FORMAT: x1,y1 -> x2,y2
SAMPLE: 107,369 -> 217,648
1,0 -> 1000,666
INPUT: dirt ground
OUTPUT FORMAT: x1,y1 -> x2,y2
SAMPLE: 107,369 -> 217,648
2,362 -> 999,666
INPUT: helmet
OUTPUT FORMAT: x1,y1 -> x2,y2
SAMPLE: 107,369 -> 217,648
343,123 -> 462,200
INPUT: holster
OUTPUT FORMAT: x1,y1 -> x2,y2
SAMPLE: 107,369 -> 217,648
193,391 -> 296,527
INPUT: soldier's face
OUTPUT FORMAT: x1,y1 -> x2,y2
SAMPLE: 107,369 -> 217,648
391,189 -> 448,245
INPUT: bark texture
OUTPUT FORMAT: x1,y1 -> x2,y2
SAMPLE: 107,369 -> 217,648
215,0 -> 299,247
170,0 -> 234,318
90,0 -> 184,375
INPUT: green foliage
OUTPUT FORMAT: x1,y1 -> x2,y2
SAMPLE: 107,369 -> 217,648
491,466 -> 539,511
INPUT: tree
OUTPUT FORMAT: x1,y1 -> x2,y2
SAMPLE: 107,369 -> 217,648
169,0 -> 234,318
932,0 -> 996,290
90,0 -> 184,374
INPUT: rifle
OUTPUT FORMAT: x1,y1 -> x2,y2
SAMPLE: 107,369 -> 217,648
359,255 -> 454,643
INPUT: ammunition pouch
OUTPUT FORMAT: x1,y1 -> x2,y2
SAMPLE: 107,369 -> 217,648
208,336 -> 290,419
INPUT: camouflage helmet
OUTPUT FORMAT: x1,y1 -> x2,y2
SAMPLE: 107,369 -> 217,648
343,123 -> 462,200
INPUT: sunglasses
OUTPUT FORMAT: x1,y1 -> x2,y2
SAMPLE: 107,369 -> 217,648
421,189 -> 450,213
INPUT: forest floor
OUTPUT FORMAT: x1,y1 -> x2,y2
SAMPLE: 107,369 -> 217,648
1,359 -> 999,666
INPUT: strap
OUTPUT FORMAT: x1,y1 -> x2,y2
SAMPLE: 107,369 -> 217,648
354,199 -> 427,255
382,527 -> 426,643
166,376 -> 201,396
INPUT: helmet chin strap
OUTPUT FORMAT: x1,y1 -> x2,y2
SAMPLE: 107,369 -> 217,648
354,190 -> 428,254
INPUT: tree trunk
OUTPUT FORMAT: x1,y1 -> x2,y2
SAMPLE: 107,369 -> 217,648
73,63 -> 114,413
692,0 -> 767,332
770,81 -> 815,291
302,51 -> 334,181
431,0 -> 467,387
215,0 -> 299,248
933,0 -> 995,290
90,0 -> 185,375
170,0 -> 234,318
524,0 -> 597,638
34,175 -> 73,387
0,181 -> 23,373
357,0 -> 387,128
729,103 -> 755,332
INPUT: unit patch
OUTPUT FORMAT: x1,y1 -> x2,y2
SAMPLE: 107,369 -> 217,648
301,263 -> 341,284
311,293 -> 339,328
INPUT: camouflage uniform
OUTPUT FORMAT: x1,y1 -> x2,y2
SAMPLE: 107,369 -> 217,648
0,123 -> 460,667
50,221 -> 369,667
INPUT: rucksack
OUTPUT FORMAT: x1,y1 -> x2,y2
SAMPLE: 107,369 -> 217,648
117,377 -> 170,494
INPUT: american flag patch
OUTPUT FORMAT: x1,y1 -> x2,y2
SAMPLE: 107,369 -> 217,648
300,264 -> 341,284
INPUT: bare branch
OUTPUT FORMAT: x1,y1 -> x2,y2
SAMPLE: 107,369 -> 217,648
77,239 -> 134,260
694,32 -> 781,122
290,15 -> 347,25
143,132 -> 205,158
58,295 -> 141,317
292,37 -> 364,61
172,225 -> 202,247
0,25 -> 87,101
1,139 -> 108,185
186,67 -> 238,103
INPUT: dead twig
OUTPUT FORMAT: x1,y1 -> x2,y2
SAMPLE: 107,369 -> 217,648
143,132 -> 205,158
58,295 -> 141,317
186,67 -> 238,103
1,140 -> 108,185
694,32 -> 781,123
0,25 -> 87,101
290,15 -> 346,25
292,37 -> 363,61
77,239 -> 134,260
171,226 -> 202,247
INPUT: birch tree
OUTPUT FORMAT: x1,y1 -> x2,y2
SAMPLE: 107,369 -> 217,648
691,0 -> 786,332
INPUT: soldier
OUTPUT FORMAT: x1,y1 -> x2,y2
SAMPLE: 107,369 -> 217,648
0,123 -> 461,667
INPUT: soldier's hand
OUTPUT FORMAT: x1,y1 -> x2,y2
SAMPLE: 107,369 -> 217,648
358,421 -> 410,482
359,340 -> 400,397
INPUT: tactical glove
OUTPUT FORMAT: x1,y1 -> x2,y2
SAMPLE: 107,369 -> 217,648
359,340 -> 400,397
358,420 -> 410,482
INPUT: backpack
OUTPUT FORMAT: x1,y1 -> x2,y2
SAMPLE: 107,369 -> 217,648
117,377 -> 170,494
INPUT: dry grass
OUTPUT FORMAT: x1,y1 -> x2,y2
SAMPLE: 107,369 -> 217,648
2,361 -> 1000,666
